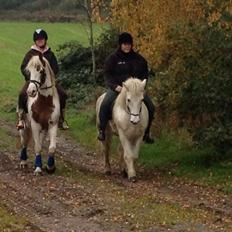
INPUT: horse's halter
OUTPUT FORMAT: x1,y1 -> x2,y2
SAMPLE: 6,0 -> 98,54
126,104 -> 142,117
125,97 -> 143,125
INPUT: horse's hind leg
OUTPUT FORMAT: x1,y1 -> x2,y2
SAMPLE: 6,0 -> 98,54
102,129 -> 112,175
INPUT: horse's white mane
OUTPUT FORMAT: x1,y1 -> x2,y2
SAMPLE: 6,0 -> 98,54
26,56 -> 43,71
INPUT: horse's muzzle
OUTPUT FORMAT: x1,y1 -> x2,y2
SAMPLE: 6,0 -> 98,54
130,115 -> 140,124
130,120 -> 139,125
27,89 -> 37,98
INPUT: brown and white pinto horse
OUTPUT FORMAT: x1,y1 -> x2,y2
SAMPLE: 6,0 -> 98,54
19,55 -> 60,175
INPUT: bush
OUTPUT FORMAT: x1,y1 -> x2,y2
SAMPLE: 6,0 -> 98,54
154,20 -> 232,152
57,28 -> 118,107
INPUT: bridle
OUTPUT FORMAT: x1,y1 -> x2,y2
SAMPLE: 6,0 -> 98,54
126,104 -> 142,117
29,69 -> 53,92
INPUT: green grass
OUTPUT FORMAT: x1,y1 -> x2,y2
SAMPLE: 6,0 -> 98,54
140,133 -> 232,193
122,196 -> 215,228
65,109 -> 232,193
66,107 -> 99,149
0,203 -> 28,231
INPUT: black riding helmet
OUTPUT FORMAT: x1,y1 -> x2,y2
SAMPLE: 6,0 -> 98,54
33,29 -> 48,41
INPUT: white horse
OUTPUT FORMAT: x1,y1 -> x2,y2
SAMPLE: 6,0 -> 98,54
19,55 -> 60,175
96,78 -> 149,182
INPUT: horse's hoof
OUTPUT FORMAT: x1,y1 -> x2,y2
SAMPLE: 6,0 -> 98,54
121,169 -> 128,178
19,160 -> 28,169
105,170 -> 111,176
45,166 -> 56,174
128,176 -> 137,183
34,167 -> 42,176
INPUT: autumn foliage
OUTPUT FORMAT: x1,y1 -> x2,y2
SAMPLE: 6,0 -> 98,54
110,0 -> 232,152
111,0 -> 231,67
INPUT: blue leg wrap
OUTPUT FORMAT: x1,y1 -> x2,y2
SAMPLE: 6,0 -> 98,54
35,154 -> 42,168
20,147 -> 27,161
47,155 -> 55,168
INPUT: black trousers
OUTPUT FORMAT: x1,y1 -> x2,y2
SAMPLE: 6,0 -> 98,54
99,89 -> 155,134
18,82 -> 67,113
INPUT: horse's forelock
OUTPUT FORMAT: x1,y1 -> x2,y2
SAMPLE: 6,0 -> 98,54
26,56 -> 55,87
124,78 -> 144,94
26,56 -> 44,72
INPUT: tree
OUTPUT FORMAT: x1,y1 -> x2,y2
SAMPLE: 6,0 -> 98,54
74,0 -> 109,85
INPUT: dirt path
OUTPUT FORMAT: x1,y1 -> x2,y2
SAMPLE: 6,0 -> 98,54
0,120 -> 232,231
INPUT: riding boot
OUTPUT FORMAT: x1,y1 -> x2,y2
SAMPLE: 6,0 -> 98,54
59,109 -> 69,130
16,107 -> 25,130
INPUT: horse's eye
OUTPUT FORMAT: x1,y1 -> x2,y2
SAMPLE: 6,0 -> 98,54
127,98 -> 131,103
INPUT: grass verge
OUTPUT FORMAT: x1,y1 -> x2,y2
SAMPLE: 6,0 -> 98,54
64,109 -> 232,194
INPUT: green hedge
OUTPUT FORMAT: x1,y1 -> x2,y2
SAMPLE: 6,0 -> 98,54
154,19 -> 232,153
57,28 -> 118,107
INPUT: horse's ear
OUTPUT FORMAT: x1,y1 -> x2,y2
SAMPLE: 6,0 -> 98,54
142,79 -> 147,89
123,82 -> 129,91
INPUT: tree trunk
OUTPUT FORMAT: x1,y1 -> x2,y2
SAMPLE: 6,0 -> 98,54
84,0 -> 97,86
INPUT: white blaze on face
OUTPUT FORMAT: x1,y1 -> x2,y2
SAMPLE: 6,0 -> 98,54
124,78 -> 147,125
27,68 -> 41,97
127,94 -> 143,124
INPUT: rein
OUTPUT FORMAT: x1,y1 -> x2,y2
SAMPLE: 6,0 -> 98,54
40,85 -> 53,90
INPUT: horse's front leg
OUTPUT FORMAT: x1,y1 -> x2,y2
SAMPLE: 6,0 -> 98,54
19,127 -> 31,169
31,123 -> 43,175
124,151 -> 136,182
125,138 -> 143,182
46,124 -> 58,174
119,134 -> 139,182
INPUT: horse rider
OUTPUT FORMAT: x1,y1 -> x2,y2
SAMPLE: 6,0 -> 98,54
97,32 -> 155,144
17,29 -> 69,130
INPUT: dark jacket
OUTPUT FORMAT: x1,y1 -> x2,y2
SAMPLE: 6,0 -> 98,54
21,47 -> 59,81
104,48 -> 148,91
